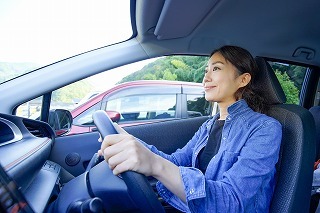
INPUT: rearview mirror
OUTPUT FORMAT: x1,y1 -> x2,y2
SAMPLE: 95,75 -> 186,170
48,109 -> 73,136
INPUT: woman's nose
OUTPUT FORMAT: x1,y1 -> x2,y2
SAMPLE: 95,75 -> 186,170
203,72 -> 210,83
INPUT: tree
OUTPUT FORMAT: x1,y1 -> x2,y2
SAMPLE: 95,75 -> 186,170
142,73 -> 157,80
270,62 -> 306,90
52,80 -> 93,104
162,69 -> 177,80
118,57 -> 301,105
274,70 -> 300,104
118,56 -> 208,84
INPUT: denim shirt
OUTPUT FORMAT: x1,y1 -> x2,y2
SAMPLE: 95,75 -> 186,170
142,99 -> 282,213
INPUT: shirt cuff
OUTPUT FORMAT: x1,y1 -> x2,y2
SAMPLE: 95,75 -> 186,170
156,181 -> 189,212
156,166 -> 207,212
180,166 -> 206,201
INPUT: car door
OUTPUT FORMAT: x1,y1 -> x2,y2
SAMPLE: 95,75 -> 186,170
49,116 -> 209,177
48,82 -> 210,177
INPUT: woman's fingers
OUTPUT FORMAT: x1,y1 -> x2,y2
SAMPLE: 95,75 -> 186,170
97,123 -> 129,155
104,140 -> 140,174
103,138 -> 130,161
98,133 -> 156,176
112,159 -> 136,175
100,134 -> 137,161
97,149 -> 103,156
107,149 -> 134,171
99,134 -> 130,155
113,122 -> 128,135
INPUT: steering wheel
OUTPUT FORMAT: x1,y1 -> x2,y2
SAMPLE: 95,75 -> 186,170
92,110 -> 165,213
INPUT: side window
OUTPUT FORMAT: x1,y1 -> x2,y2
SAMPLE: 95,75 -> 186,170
269,61 -> 308,104
314,78 -> 320,106
186,94 -> 211,117
50,81 -> 92,111
16,97 -> 42,119
16,55 -> 211,136
73,103 -> 100,126
106,94 -> 177,123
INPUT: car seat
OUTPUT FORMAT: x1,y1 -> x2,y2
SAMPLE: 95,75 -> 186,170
309,106 -> 320,212
254,57 -> 316,213
310,106 -> 320,161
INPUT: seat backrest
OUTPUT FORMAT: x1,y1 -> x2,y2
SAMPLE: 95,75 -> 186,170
309,106 -> 320,160
255,57 -> 316,213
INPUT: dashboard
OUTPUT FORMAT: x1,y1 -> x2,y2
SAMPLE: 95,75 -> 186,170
0,113 -> 58,212
0,113 -> 157,213
0,112 -> 178,213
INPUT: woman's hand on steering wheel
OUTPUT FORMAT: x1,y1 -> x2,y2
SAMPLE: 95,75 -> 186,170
98,133 -> 158,177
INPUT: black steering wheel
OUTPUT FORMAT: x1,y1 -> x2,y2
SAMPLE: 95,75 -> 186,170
92,110 -> 165,213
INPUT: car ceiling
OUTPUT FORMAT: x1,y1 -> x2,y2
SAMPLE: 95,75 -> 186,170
136,0 -> 320,66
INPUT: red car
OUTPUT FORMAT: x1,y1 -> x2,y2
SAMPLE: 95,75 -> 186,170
69,80 -> 212,135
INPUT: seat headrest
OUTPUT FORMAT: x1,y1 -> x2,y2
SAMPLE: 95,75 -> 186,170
254,57 -> 287,105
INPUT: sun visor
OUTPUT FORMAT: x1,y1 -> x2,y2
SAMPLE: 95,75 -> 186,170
154,0 -> 220,40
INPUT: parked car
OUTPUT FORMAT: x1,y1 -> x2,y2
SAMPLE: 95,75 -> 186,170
0,0 -> 319,213
69,80 -> 212,135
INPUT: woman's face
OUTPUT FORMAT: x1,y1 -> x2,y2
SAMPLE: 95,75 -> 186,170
202,52 -> 250,107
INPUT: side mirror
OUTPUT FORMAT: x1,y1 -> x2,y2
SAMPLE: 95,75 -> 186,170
48,109 -> 73,136
105,110 -> 121,123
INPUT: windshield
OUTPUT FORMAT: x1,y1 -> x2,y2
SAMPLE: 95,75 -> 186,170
0,0 -> 132,84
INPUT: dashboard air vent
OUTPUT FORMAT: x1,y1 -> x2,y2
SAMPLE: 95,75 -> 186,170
23,119 -> 50,138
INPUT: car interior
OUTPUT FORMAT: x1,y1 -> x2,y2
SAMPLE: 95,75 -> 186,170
0,0 -> 319,212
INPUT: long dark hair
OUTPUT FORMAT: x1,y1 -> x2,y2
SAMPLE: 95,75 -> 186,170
210,45 -> 267,113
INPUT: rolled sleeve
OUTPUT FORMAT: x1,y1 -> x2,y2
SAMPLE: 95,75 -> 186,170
180,167 -> 206,200
156,166 -> 206,212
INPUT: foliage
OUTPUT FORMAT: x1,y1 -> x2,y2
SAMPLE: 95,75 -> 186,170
270,62 -> 306,90
274,70 -> 300,104
119,56 -> 208,84
52,80 -> 93,104
0,62 -> 93,104
119,57 -> 303,105
1,58 -> 304,106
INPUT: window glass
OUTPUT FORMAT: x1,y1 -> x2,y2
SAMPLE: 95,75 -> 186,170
16,97 -> 42,119
187,95 -> 211,117
315,78 -> 320,106
73,103 -> 100,126
0,0 -> 132,84
51,81 -> 90,111
16,55 -> 211,135
269,61 -> 308,104
106,94 -> 177,122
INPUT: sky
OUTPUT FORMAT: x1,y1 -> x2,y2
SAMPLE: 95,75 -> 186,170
0,0 -> 132,64
0,0 -> 156,89
86,58 -> 159,92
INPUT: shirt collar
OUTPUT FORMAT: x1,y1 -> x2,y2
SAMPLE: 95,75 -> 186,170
227,99 -> 249,115
207,99 -> 250,130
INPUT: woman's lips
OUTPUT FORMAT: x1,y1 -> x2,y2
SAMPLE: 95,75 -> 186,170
204,86 -> 216,91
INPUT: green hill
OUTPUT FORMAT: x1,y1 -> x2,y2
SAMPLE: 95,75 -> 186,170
118,55 -> 209,84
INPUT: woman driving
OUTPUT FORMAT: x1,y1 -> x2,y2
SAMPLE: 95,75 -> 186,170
98,45 -> 282,212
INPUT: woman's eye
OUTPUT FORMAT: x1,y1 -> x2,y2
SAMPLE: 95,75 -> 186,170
212,66 -> 220,71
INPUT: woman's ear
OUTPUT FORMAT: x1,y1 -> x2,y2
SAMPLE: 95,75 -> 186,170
239,73 -> 251,88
